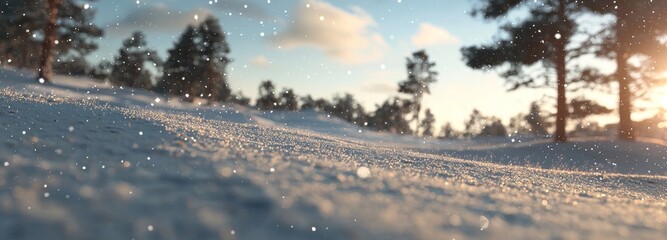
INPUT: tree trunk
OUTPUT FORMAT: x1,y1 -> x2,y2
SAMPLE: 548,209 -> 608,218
207,67 -> 219,104
554,0 -> 568,142
413,99 -> 421,136
616,4 -> 635,140
38,0 -> 62,83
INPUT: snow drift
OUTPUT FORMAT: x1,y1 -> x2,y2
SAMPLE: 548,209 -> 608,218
1,68 -> 666,239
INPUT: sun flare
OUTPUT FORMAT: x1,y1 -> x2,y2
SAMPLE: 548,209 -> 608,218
657,84 -> 667,109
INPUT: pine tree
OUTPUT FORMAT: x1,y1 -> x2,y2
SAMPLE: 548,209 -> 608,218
353,103 -> 370,127
463,109 -> 507,137
370,100 -> 393,132
398,50 -> 437,134
580,1 -> 667,140
3,1 -> 38,67
230,91 -> 251,106
464,109 -> 486,137
480,119 -> 507,137
159,26 -> 199,99
256,80 -> 278,110
279,88 -> 299,111
508,113 -> 528,136
330,93 -> 358,122
51,0 -> 104,75
371,97 -> 413,135
300,95 -> 332,112
420,109 -> 436,137
300,95 -> 317,110
37,0 -> 62,83
88,59 -> 112,80
0,0 -> 102,81
392,98 -> 414,135
438,122 -> 456,139
462,0 -> 583,142
109,31 -> 161,89
569,97 -> 612,124
198,16 -> 232,102
525,102 -> 549,136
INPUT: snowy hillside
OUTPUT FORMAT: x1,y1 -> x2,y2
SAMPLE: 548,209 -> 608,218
1,69 -> 667,239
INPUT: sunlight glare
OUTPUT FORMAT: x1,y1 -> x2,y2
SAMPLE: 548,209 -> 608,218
660,85 -> 667,109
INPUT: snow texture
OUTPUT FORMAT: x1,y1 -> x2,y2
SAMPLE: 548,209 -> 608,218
0,68 -> 666,239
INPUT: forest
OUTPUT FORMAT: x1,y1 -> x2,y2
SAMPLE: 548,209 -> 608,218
2,0 -> 666,142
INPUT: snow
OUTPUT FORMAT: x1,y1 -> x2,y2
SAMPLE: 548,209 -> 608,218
1,68 -> 666,239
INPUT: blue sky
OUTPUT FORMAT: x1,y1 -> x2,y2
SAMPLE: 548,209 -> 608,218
86,0 -> 620,130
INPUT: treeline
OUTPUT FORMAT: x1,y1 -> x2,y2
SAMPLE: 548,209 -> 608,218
0,0 -> 441,136
93,17 -> 234,104
2,0 -> 665,142
245,51 -> 440,136
0,0 -> 236,103
463,0 -> 667,141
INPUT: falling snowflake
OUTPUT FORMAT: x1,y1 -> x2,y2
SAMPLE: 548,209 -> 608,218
356,166 -> 371,178
480,215 -> 489,231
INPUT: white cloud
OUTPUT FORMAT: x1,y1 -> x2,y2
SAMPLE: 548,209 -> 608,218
274,0 -> 387,64
358,70 -> 399,94
109,5 -> 212,36
411,22 -> 459,47
360,81 -> 396,94
250,55 -> 270,67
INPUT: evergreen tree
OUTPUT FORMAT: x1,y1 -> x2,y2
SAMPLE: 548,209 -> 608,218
198,16 -> 232,102
508,113 -> 530,136
353,103 -> 370,127
438,122 -> 456,139
158,18 -> 232,103
0,0 -> 19,64
329,93 -> 358,122
464,109 -> 507,137
569,97 -> 613,124
420,109 -> 436,137
300,95 -> 333,112
525,102 -> 549,136
37,0 -> 62,83
0,0 -> 43,68
55,55 -> 90,76
314,98 -> 332,112
88,59 -> 112,80
230,91 -> 251,106
480,119 -> 508,137
580,1 -> 667,140
256,80 -> 278,110
109,31 -> 161,89
464,109 -> 486,137
370,101 -> 393,132
298,93 -> 369,127
300,95 -> 318,110
279,88 -> 299,111
159,26 -> 199,99
398,50 -> 437,134
155,18 -> 234,103
51,0 -> 104,75
462,0 -> 584,142
371,97 -> 413,135
0,0 -> 102,81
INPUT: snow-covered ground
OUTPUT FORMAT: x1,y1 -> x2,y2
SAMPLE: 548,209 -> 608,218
1,68 -> 666,239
